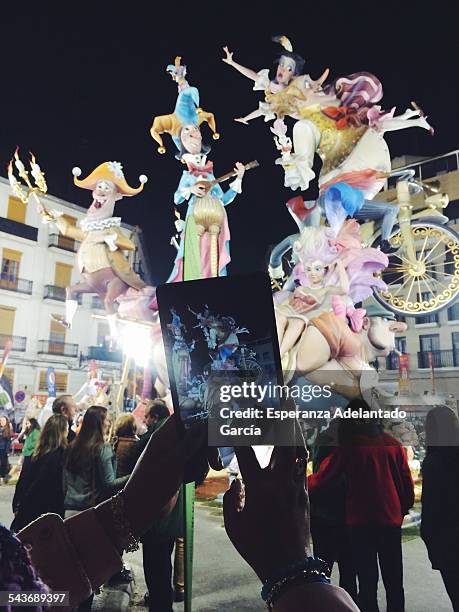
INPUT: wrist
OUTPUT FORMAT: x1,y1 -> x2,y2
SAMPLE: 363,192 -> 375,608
261,556 -> 330,610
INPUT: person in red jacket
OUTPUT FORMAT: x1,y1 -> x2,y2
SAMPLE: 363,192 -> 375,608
308,401 -> 414,612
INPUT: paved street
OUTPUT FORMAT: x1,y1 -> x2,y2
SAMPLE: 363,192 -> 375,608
0,483 -> 453,611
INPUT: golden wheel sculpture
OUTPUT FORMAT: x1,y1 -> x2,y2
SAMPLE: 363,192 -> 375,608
373,221 -> 459,316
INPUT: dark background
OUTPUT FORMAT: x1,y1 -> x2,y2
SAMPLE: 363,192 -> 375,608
1,2 -> 458,283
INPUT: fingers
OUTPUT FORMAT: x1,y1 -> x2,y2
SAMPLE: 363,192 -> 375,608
234,446 -> 260,482
319,67 -> 329,85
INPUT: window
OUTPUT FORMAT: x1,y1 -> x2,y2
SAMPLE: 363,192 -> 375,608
419,334 -> 441,368
387,337 -> 406,369
0,306 -> 15,338
7,196 -> 26,224
419,334 -> 440,352
395,337 -> 407,353
1,248 -> 22,290
39,371 -> 68,393
49,317 -> 66,353
452,333 -> 459,367
54,262 -> 73,288
415,293 -> 438,324
448,302 -> 459,321
445,249 -> 454,276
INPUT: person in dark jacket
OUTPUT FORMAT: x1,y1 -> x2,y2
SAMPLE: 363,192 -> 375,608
129,399 -> 180,612
310,419 -> 358,603
12,415 -> 68,532
309,401 -> 414,612
0,415 -> 12,483
421,405 -> 459,612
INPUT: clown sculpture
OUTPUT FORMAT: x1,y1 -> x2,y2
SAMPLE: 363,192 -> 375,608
37,161 -> 148,340
151,57 -> 248,282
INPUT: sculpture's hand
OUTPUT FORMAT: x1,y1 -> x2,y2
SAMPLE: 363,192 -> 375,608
190,183 -> 208,197
234,162 -> 246,181
104,233 -> 118,252
222,46 -> 234,65
37,202 -> 61,224
175,219 -> 186,233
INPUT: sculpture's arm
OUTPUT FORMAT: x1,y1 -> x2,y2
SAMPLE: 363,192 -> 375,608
113,228 -> 136,252
54,217 -> 85,241
269,234 -> 299,280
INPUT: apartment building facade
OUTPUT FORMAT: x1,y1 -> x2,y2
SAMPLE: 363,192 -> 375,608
0,176 -> 152,398
378,151 -> 459,400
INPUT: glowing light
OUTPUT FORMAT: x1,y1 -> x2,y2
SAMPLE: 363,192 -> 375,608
121,322 -> 152,368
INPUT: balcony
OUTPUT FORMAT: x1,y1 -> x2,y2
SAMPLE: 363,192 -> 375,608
48,233 -> 80,253
417,350 -> 458,369
0,217 -> 38,241
43,284 -> 66,301
0,334 -> 27,351
38,340 -> 79,358
87,345 -> 123,362
43,285 -> 82,304
0,274 -> 33,295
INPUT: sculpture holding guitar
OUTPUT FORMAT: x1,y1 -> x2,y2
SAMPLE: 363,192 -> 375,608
167,148 -> 259,282
182,160 -> 259,278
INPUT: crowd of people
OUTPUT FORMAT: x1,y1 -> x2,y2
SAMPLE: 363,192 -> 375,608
0,397 -> 458,611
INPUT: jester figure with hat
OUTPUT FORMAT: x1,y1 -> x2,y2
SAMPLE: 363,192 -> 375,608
151,57 -> 247,282
36,161 -> 148,340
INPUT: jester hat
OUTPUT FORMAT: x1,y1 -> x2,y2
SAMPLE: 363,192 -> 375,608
71,161 -> 148,196
150,56 -> 219,154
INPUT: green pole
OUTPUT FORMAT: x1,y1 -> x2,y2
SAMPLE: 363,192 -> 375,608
183,481 -> 195,611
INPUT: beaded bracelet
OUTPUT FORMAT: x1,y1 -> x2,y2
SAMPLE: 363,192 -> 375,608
261,557 -> 330,610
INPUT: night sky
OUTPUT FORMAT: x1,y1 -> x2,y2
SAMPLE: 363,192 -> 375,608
2,3 -> 458,284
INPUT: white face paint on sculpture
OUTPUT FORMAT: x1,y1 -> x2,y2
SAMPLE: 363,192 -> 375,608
87,179 -> 122,221
180,124 -> 203,155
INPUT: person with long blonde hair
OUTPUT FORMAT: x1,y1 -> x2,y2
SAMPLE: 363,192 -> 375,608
12,415 -> 69,532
